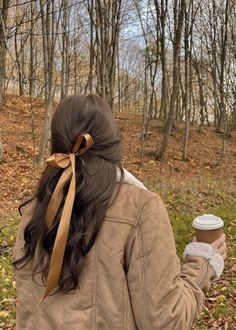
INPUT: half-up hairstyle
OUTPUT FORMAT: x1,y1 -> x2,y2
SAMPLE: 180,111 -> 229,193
13,94 -> 123,292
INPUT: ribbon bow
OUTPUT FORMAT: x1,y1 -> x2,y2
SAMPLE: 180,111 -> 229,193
42,133 -> 94,301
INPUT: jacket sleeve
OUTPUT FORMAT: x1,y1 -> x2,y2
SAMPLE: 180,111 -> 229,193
125,194 -> 215,330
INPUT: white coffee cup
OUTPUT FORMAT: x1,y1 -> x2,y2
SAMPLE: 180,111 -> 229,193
192,214 -> 224,243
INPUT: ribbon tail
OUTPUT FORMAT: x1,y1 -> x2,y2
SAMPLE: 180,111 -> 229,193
46,166 -> 72,229
42,155 -> 76,301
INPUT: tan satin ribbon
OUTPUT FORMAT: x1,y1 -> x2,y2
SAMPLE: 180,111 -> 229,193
41,133 -> 94,301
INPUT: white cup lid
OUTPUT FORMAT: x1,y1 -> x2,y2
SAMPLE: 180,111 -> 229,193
192,214 -> 224,230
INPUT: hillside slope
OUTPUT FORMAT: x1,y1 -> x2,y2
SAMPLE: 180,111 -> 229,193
1,94 -> 236,219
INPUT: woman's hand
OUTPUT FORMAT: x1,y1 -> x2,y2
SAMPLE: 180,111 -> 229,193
192,233 -> 227,259
211,233 -> 227,259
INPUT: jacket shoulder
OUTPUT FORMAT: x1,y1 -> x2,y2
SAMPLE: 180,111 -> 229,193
105,183 -> 159,226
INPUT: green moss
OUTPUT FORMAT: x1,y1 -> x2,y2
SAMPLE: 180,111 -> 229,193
168,213 -> 194,258
164,198 -> 236,259
213,304 -> 229,318
210,202 -> 236,244
162,198 -> 236,328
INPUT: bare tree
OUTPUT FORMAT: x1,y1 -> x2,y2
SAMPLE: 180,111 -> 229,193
0,0 -> 10,162
0,0 -> 9,105
155,0 -> 169,121
29,0 -> 37,97
134,0 -> 160,138
94,0 -> 123,111
60,0 -> 70,100
85,0 -> 95,94
216,0 -> 230,134
156,0 -> 186,159
14,3 -> 27,96
0,129 -> 3,161
38,0 -> 61,164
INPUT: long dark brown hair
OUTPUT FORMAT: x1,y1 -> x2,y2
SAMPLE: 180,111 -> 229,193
13,94 -> 123,292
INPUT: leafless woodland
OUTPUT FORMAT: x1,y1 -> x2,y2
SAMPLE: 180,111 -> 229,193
0,0 -> 235,163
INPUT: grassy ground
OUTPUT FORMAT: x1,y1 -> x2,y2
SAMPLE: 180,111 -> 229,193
0,182 -> 235,329
172,202 -> 236,329
154,182 -> 236,330
0,216 -> 17,329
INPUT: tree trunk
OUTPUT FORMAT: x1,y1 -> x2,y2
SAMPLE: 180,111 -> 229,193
38,0 -> 58,164
216,0 -> 229,133
0,0 -> 9,106
158,0 -> 168,121
182,0 -> 195,160
0,130 -> 3,161
85,0 -> 95,94
14,27 -> 25,95
94,0 -> 122,110
29,0 -> 36,97
156,0 -> 186,159
61,0 -> 70,100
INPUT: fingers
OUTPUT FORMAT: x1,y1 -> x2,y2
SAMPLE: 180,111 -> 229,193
211,233 -> 227,258
211,233 -> 226,250
191,233 -> 227,259
222,252 -> 227,260
216,242 -> 227,256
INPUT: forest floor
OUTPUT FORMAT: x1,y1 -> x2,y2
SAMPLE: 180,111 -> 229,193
0,94 -> 236,329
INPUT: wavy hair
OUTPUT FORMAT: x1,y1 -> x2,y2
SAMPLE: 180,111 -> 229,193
13,94 -> 123,292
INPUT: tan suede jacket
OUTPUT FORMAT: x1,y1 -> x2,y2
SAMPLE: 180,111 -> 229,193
13,184 -> 216,330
